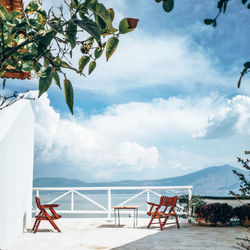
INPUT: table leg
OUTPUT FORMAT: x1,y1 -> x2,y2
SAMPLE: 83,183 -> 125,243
114,209 -> 117,226
136,208 -> 138,226
133,208 -> 135,228
118,209 -> 120,226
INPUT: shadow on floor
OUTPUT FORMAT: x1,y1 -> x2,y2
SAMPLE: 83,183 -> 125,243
111,223 -> 243,250
98,224 -> 125,228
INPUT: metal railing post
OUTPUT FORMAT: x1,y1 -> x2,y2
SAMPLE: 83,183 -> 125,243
107,188 -> 111,221
71,190 -> 74,212
35,189 -> 39,213
146,189 -> 150,211
188,186 -> 193,223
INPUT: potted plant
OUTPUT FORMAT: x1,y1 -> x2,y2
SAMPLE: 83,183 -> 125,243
178,194 -> 207,218
195,203 -> 234,226
234,205 -> 250,227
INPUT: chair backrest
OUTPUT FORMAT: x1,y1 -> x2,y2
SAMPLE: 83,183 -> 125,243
35,196 -> 42,210
159,196 -> 177,208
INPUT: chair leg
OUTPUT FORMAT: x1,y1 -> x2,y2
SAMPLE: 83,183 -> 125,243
44,211 -> 61,232
34,217 -> 42,233
157,214 -> 163,230
32,211 -> 42,231
175,216 -> 180,228
162,215 -> 169,227
32,218 -> 39,231
147,213 -> 156,228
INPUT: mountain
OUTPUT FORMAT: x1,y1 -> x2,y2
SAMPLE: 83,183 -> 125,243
33,165 -> 247,196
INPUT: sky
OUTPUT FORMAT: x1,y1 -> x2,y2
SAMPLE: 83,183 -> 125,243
3,0 -> 250,181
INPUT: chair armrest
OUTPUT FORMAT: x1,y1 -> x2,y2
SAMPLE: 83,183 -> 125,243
147,202 -> 159,207
43,204 -> 59,208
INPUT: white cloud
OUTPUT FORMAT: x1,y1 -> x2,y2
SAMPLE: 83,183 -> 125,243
195,95 -> 250,138
30,91 -> 250,181
64,30 -> 232,94
31,92 -> 250,181
116,142 -> 159,171
30,92 -> 160,180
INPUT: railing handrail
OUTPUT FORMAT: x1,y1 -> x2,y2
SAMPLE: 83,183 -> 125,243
32,185 -> 193,220
33,186 -> 193,191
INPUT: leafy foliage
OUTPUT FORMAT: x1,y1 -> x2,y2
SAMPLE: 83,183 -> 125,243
195,203 -> 234,225
229,158 -> 250,198
0,0 -> 139,113
178,194 -> 207,217
234,205 -> 250,220
156,0 -> 250,88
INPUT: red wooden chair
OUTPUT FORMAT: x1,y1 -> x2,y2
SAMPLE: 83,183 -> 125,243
146,196 -> 180,230
32,197 -> 62,233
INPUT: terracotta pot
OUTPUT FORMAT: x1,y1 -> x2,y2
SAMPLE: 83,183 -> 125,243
197,217 -> 230,227
240,217 -> 250,227
1,71 -> 31,80
0,0 -> 31,80
0,0 -> 23,12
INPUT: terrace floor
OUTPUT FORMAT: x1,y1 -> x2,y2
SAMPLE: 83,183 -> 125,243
9,218 -> 249,250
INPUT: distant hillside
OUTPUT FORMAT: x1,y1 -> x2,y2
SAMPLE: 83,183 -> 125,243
33,165 -> 247,196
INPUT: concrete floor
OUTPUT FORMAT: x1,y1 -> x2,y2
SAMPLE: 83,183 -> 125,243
8,218 -> 249,250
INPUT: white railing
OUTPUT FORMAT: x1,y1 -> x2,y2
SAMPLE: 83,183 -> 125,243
32,186 -> 193,220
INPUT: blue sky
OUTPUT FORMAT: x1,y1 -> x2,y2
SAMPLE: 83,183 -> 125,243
4,0 -> 250,181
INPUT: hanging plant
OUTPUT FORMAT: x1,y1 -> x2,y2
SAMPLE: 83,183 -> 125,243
0,0 -> 31,79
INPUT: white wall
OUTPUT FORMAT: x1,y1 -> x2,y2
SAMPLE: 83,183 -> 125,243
0,100 -> 34,250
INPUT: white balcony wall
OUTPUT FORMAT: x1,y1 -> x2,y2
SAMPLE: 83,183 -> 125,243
0,100 -> 34,250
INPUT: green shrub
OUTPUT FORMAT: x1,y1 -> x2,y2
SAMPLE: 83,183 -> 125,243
195,203 -> 234,225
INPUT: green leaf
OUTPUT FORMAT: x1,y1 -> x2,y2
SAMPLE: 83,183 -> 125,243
66,21 -> 77,48
37,32 -> 54,51
64,79 -> 74,114
73,17 -> 101,45
217,0 -> 223,10
37,10 -> 47,25
22,53 -> 37,61
95,3 -> 112,29
0,6 -> 8,20
89,61 -> 96,75
4,32 -> 18,45
237,74 -> 243,88
86,0 -> 97,11
106,36 -> 119,61
244,62 -> 250,68
35,62 -> 42,72
57,59 -> 79,73
48,22 -> 64,34
8,11 -> 22,20
223,2 -> 227,13
119,18 -> 129,34
71,0 -> 79,9
204,19 -> 214,25
94,47 -> 103,59
38,66 -> 53,98
22,61 -> 33,72
108,8 -> 115,22
95,15 -> 107,31
79,56 -> 90,72
119,18 -> 139,34
52,70 -> 61,89
25,0 -> 39,13
162,0 -> 174,12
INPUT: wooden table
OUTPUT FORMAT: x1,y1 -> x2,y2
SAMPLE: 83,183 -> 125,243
112,205 -> 139,228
